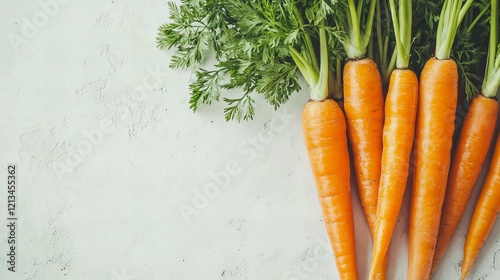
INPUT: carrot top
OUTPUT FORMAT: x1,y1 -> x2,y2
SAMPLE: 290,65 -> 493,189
290,26 -> 330,101
482,0 -> 500,98
333,0 -> 378,59
156,0 -> 346,121
435,0 -> 474,59
371,0 -> 396,86
388,0 -> 412,69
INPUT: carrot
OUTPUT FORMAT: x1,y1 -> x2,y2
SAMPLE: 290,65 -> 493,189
343,57 -> 384,233
344,57 -> 387,279
407,1 -> 474,278
461,134 -> 500,279
303,99 -> 358,280
431,2 -> 499,273
369,1 -> 418,278
294,27 -> 359,279
408,57 -> 458,280
431,95 -> 498,275
334,1 -> 387,277
460,0 -> 500,278
369,69 -> 417,278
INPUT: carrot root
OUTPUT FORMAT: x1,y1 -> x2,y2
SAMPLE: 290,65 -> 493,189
302,99 -> 358,280
408,57 -> 458,280
461,134 -> 500,279
431,95 -> 498,275
343,58 -> 386,279
369,69 -> 418,279
343,58 -> 385,233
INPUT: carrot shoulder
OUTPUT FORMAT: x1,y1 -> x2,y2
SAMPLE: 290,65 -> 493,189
461,134 -> 500,279
408,57 -> 458,280
431,95 -> 498,274
302,99 -> 358,280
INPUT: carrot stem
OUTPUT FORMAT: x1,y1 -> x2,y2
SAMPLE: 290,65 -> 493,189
290,47 -> 318,88
310,27 -> 329,101
361,0 -> 378,49
466,2 -> 490,33
436,0 -> 474,59
344,0 -> 378,59
347,0 -> 362,54
483,0 -> 500,98
291,3 -> 319,73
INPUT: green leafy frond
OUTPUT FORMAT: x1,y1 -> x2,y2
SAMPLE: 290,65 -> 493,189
223,93 -> 256,122
156,0 -> 347,120
189,69 -> 224,111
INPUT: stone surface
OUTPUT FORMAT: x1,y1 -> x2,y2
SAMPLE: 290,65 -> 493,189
0,0 -> 499,279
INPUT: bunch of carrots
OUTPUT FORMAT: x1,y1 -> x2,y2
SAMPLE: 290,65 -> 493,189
158,0 -> 500,279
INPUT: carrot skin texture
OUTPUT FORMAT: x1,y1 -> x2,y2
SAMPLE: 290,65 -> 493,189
302,99 -> 358,280
343,58 -> 384,234
461,134 -> 500,279
408,57 -> 458,280
369,69 -> 418,279
431,95 -> 498,275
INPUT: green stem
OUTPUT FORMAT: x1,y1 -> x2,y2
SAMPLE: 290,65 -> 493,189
467,2 -> 490,33
344,0 -> 377,59
357,0 -> 364,23
388,49 -> 397,76
376,0 -> 384,64
348,0 -> 362,52
458,0 -> 475,24
382,49 -> 397,85
390,0 -> 412,68
402,0 -> 411,58
388,0 -> 403,66
436,0 -> 448,53
482,0 -> 500,97
361,0 -> 378,49
290,47 -> 318,88
291,3 -> 319,72
483,70 -> 500,97
436,0 -> 474,59
310,27 -> 329,101
488,0 -> 497,81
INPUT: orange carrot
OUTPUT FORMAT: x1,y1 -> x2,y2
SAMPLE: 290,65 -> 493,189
369,1 -> 417,278
296,27 -> 359,279
408,57 -> 458,280
343,57 -> 384,234
431,95 -> 498,275
302,99 -> 358,280
407,1 -> 474,278
334,1 -> 387,277
459,0 -> 500,277
370,68 -> 418,279
461,133 -> 500,279
344,57 -> 386,279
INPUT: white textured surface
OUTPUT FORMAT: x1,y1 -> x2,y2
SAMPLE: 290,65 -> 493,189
0,0 -> 500,279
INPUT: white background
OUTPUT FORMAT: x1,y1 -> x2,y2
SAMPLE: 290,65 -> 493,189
1,0 -> 500,279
